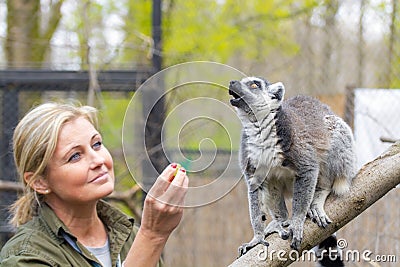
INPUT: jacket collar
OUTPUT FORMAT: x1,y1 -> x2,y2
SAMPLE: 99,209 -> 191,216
39,200 -> 134,244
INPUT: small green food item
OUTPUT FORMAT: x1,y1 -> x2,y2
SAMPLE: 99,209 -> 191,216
173,163 -> 182,177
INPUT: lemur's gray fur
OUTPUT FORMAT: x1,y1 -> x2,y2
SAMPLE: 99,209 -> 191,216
229,77 -> 356,255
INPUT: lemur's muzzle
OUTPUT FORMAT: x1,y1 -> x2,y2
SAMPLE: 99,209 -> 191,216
229,80 -> 242,107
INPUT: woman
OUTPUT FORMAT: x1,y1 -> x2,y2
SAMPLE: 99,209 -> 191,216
0,102 -> 188,266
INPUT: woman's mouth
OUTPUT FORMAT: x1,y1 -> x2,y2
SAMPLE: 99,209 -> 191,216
89,172 -> 109,183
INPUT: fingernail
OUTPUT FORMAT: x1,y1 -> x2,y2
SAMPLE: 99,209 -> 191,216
180,168 -> 186,173
171,163 -> 178,168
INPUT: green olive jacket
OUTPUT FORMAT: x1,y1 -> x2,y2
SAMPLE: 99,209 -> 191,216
0,200 -> 137,267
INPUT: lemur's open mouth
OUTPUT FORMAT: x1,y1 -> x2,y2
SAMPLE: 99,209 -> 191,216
229,89 -> 241,106
229,89 -> 240,99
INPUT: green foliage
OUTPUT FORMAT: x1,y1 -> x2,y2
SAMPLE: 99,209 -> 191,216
98,94 -> 130,148
100,0 -> 321,67
119,1 -> 153,65
160,0 -> 318,66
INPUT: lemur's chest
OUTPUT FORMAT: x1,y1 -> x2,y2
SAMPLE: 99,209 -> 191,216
246,143 -> 283,166
245,140 -> 296,191
243,122 -> 284,168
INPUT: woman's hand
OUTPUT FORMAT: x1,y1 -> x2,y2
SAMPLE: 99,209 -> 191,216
124,163 -> 188,267
140,163 -> 189,241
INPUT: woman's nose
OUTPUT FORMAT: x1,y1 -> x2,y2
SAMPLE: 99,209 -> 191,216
89,150 -> 105,169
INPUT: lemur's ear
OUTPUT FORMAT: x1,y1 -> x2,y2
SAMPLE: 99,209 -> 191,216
267,82 -> 285,101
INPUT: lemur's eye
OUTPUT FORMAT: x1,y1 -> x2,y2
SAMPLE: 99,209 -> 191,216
250,81 -> 261,89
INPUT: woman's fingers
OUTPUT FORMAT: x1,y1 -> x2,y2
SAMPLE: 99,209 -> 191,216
165,168 -> 188,206
160,163 -> 179,182
147,163 -> 189,207
170,167 -> 188,188
147,163 -> 177,197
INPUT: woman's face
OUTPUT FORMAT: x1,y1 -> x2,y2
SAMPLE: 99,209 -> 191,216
45,116 -> 114,206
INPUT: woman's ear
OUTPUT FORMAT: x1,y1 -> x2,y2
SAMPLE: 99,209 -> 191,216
24,172 -> 51,194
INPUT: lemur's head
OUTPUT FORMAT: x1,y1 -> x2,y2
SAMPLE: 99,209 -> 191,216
229,77 -> 285,120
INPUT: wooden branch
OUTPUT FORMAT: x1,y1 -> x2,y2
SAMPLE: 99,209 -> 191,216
380,136 -> 397,143
229,141 -> 400,267
105,185 -> 143,221
0,180 -> 23,192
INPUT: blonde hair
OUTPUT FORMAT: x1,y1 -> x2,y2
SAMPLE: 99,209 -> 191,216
10,102 -> 98,226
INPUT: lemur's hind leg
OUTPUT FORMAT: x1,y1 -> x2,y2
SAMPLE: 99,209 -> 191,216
308,187 -> 331,228
263,180 -> 290,240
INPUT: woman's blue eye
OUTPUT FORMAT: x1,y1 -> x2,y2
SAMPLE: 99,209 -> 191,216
93,141 -> 102,149
69,153 -> 80,162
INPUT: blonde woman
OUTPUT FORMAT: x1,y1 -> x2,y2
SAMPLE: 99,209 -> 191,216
0,102 -> 188,267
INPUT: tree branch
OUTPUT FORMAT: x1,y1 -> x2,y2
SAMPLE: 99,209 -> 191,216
229,141 -> 400,267
35,0 -> 64,63
0,181 -> 23,192
105,185 -> 143,221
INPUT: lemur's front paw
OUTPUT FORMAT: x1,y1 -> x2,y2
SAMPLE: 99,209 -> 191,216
308,207 -> 332,228
264,220 -> 289,240
238,235 -> 269,257
282,219 -> 304,251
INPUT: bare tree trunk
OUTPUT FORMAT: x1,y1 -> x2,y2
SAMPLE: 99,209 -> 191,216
81,1 -> 100,106
358,0 -> 366,87
321,0 -> 339,92
304,17 -> 315,94
386,0 -> 398,88
6,0 -> 40,67
6,0 -> 64,67
229,142 -> 400,267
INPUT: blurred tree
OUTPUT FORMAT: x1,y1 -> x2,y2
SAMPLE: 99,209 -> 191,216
6,0 -> 64,67
79,0 -> 103,105
120,0 -> 153,66
161,0 -> 319,68
320,0 -> 340,91
387,0 -> 399,88
2,0 -> 399,90
358,0 -> 366,87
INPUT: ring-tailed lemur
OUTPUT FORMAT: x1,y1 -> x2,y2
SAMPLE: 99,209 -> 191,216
229,77 -> 356,256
